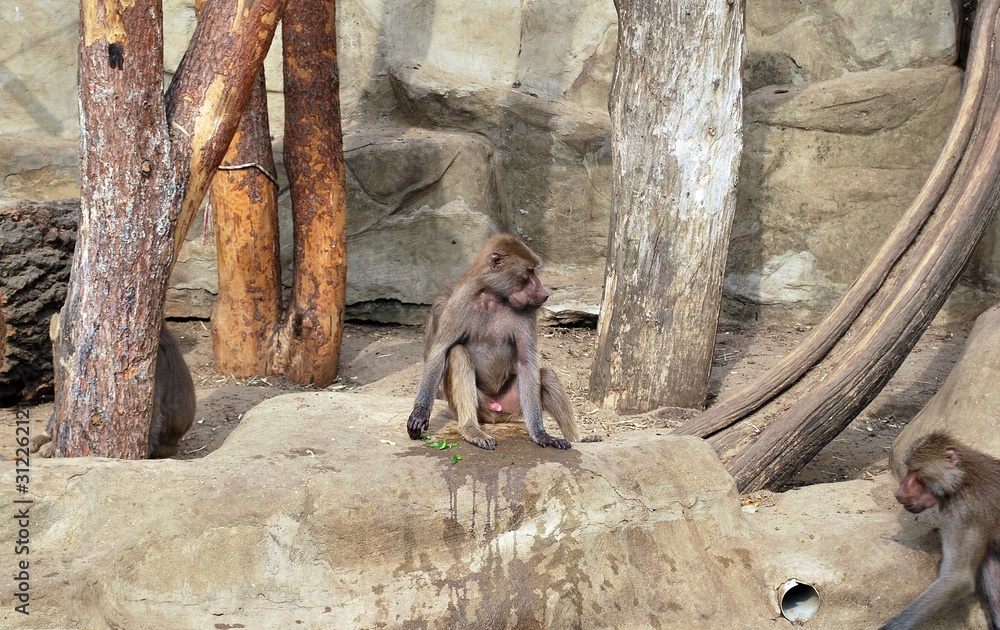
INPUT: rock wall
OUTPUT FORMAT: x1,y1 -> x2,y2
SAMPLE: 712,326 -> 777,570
727,65 -> 965,323
2,0 -> 995,324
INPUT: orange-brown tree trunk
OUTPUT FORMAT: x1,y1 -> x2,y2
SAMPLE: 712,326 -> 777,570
207,0 -> 349,386
210,70 -> 283,376
51,0 -> 286,457
274,0 -> 348,386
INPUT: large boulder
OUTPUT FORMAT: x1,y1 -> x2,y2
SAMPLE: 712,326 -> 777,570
2,0 -> 957,139
0,1 -> 79,140
389,66 -> 613,268
2,392 -> 989,628
0,62 -> 979,327
0,137 -> 78,203
342,128 -> 501,320
891,304 -> 1000,473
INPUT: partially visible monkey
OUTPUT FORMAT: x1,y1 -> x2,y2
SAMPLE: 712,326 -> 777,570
146,325 -> 197,458
407,233 -> 580,449
880,431 -> 1000,630
32,320 -> 196,459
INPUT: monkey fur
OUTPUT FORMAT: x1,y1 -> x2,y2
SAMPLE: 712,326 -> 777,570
407,233 -> 580,450
881,431 -> 1000,629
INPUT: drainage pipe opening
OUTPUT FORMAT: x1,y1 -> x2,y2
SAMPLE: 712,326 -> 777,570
778,579 -> 819,623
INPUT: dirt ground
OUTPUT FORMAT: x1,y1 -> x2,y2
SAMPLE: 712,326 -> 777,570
10,319 -> 970,490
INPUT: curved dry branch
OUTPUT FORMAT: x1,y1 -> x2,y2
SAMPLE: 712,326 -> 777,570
675,2 -> 995,440
732,94 -> 1000,491
675,1 -> 1000,492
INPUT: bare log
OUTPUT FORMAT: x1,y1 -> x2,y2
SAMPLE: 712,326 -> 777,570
210,70 -> 283,376
274,0 -> 348,387
589,0 -> 744,412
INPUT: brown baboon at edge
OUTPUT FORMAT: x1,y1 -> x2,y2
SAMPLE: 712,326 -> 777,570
32,321 -> 196,458
407,233 -> 581,450
881,432 -> 1000,630
147,325 -> 197,458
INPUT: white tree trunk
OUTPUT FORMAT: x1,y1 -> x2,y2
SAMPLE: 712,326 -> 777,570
590,0 -> 745,412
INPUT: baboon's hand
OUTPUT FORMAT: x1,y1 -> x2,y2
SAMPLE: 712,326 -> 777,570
407,411 -> 429,440
533,433 -> 572,449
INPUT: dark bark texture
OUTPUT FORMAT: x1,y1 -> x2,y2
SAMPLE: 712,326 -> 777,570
0,201 -> 78,403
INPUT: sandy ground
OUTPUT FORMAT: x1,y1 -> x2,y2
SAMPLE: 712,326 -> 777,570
8,319 -> 969,489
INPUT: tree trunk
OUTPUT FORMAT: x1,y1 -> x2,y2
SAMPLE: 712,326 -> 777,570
165,0 -> 288,254
589,0 -> 744,412
52,0 -> 180,458
275,0 -> 348,387
0,201 -> 78,404
51,0 -> 286,457
210,70 -> 283,376
677,0 -> 1000,492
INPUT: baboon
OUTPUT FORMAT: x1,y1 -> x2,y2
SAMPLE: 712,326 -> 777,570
32,321 -> 196,458
881,431 -> 1000,629
407,233 -> 580,449
147,325 -> 197,458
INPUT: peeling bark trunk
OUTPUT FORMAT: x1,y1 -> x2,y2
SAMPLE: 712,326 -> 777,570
275,0 -> 348,387
589,0 -> 744,412
53,0 -> 179,458
677,0 -> 1000,492
211,70 -> 283,376
51,0 -> 286,457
